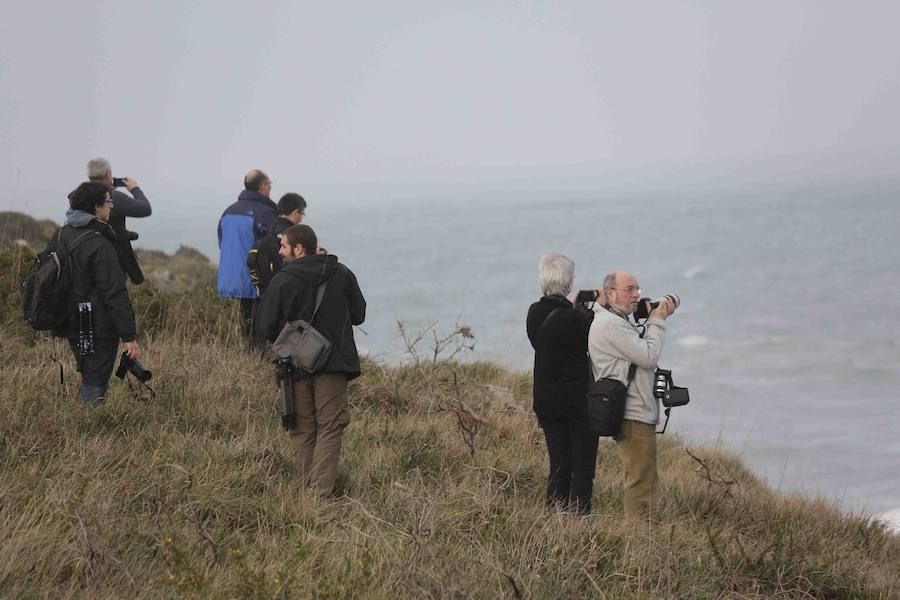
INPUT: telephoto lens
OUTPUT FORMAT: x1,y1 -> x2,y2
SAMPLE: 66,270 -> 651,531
634,294 -> 681,320
653,368 -> 671,401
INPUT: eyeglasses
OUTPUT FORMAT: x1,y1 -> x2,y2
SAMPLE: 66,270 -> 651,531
610,286 -> 641,295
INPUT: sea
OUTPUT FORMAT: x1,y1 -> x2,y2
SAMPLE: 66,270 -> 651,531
15,180 -> 900,520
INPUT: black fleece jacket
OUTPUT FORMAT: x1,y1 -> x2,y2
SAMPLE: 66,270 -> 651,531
52,220 -> 137,342
255,254 -> 366,379
526,295 -> 593,419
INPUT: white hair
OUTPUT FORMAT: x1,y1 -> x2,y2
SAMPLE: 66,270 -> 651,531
87,157 -> 111,180
538,254 -> 574,297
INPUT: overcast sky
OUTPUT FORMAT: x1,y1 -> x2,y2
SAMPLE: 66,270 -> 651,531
2,0 -> 899,199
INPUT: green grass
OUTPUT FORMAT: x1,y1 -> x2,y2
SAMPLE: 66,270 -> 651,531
0,236 -> 898,598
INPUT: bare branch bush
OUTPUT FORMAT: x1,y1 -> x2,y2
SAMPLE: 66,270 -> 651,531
396,319 -> 475,371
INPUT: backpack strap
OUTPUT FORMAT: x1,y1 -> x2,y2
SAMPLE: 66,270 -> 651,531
57,226 -> 99,255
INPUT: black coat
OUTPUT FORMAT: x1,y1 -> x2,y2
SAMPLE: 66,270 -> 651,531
255,254 -> 366,380
52,220 -> 137,342
526,295 -> 593,419
248,216 -> 294,293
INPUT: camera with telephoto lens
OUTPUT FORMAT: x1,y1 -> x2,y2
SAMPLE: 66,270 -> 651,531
115,352 -> 152,383
653,368 -> 690,407
634,293 -> 680,320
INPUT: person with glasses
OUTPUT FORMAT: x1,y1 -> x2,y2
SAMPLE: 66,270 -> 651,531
526,254 -> 600,514
217,169 -> 279,349
54,182 -> 140,407
588,271 -> 675,521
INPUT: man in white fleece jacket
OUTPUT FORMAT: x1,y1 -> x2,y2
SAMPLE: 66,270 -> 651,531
588,271 -> 675,520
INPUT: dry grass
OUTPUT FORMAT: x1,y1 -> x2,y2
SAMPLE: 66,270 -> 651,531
0,244 -> 898,598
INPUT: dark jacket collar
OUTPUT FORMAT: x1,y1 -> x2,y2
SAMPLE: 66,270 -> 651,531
238,190 -> 275,205
540,294 -> 573,308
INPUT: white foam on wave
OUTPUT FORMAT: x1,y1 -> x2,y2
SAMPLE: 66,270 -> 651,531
676,334 -> 716,348
683,264 -> 708,279
879,508 -> 900,535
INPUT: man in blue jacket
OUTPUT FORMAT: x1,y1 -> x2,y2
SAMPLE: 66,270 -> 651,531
217,170 -> 278,346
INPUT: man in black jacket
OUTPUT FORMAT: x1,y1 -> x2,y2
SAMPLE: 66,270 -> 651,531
256,224 -> 366,495
247,192 -> 306,294
54,182 -> 140,407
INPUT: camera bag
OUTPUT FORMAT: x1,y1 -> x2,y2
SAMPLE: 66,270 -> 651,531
586,363 -> 636,437
272,272 -> 332,374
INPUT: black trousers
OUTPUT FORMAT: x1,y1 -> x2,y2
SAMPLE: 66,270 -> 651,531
68,337 -> 118,405
239,298 -> 257,340
539,416 -> 600,514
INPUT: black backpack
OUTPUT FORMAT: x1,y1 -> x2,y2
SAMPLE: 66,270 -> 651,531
21,228 -> 96,330
247,228 -> 284,293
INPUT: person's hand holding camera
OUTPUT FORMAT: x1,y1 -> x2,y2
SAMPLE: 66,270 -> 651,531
124,340 -> 141,360
650,298 -> 675,320
122,177 -> 139,191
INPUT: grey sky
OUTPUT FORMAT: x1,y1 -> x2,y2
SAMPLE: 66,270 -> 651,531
2,1 -> 899,196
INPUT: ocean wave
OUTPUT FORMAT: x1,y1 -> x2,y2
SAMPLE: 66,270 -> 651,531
676,334 -> 716,348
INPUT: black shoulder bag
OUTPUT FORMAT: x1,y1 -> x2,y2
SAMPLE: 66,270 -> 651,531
586,306 -> 643,436
271,263 -> 333,374
586,361 -> 636,437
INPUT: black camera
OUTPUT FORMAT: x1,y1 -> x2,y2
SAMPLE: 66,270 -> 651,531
112,177 -> 127,188
115,352 -> 152,383
653,368 -> 689,407
634,293 -> 681,320
576,289 -> 599,304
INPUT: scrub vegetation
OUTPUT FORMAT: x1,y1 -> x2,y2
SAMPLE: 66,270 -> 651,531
1,213 -> 898,599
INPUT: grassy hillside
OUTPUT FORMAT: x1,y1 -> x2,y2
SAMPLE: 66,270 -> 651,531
0,211 -> 217,292
0,219 -> 898,598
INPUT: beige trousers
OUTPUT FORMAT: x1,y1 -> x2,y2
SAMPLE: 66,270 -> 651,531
289,373 -> 350,495
615,419 -> 659,520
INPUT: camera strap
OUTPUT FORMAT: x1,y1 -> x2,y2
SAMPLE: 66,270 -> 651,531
125,375 -> 156,402
658,407 -> 673,435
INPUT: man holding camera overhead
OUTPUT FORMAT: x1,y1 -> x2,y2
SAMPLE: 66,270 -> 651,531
87,157 -> 152,285
86,157 -> 152,219
588,271 -> 675,521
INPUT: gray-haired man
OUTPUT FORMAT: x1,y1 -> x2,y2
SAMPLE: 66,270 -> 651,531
87,158 -> 152,219
588,271 -> 675,521
87,158 -> 152,283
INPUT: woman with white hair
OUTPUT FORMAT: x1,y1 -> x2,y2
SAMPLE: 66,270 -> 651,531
526,254 -> 599,514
